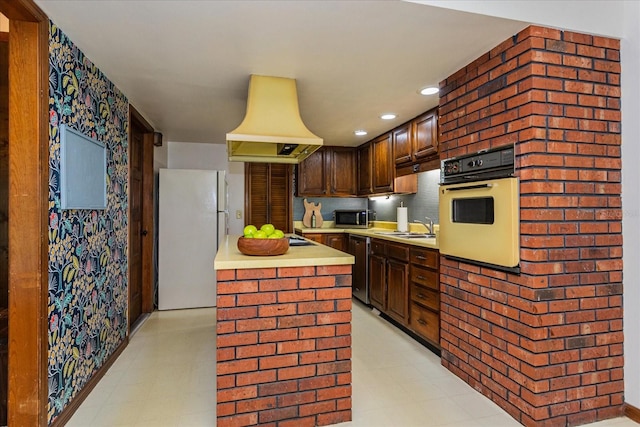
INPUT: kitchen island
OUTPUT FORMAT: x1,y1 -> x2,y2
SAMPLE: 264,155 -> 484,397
214,235 -> 354,427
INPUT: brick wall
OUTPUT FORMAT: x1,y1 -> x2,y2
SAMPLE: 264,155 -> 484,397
438,26 -> 623,426
216,265 -> 352,427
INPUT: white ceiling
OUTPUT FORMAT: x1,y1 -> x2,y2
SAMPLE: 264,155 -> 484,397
34,1 -> 529,147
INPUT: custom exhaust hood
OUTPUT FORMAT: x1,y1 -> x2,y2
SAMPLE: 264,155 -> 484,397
226,75 -> 323,164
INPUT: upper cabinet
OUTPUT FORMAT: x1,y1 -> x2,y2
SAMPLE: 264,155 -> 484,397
357,142 -> 372,196
297,146 -> 356,197
371,133 -> 394,194
395,108 -> 439,177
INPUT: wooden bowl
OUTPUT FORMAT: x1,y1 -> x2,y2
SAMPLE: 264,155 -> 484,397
237,237 -> 289,256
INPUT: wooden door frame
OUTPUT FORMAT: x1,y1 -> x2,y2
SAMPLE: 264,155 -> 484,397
0,0 -> 49,425
129,105 -> 155,321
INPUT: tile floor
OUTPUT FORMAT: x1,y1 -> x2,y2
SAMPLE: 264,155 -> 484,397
66,301 -> 637,427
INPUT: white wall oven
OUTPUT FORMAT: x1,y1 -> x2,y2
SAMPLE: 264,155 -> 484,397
439,145 -> 520,273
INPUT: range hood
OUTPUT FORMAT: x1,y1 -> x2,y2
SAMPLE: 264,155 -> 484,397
226,75 -> 323,164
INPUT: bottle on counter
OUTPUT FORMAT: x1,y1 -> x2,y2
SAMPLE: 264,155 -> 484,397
311,211 -> 317,228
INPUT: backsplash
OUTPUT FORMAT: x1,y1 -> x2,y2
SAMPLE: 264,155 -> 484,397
293,169 -> 440,225
369,169 -> 440,225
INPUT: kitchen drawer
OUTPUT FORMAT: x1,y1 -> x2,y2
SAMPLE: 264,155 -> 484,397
370,239 -> 387,256
411,283 -> 439,311
387,242 -> 409,262
410,247 -> 438,269
410,303 -> 439,345
411,265 -> 438,290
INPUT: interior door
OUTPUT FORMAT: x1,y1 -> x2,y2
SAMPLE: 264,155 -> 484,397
129,113 -> 144,327
128,107 -> 154,329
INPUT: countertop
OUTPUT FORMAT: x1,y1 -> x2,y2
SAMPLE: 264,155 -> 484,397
295,221 -> 439,250
214,234 -> 355,270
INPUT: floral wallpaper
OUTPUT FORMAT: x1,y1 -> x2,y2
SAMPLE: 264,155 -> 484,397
47,22 -> 129,424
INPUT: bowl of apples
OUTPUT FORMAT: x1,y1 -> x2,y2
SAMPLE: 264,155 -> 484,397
237,224 -> 289,256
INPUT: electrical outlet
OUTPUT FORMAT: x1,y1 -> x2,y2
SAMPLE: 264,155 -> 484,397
235,210 -> 242,219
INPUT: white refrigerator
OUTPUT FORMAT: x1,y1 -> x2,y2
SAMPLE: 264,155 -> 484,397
158,168 -> 228,310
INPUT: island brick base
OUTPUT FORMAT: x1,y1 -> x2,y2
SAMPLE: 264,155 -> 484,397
216,265 -> 353,427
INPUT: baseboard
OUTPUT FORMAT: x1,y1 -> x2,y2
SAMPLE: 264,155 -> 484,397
625,402 -> 640,423
49,338 -> 128,427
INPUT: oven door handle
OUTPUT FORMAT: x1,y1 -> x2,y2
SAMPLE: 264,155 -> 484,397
442,183 -> 493,192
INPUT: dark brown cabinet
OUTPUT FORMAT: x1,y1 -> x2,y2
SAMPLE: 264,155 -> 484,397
395,109 -> 439,177
245,163 -> 293,233
409,246 -> 440,347
369,239 -> 410,326
371,133 -> 394,194
357,142 -> 372,196
297,146 -> 356,197
297,232 -> 347,252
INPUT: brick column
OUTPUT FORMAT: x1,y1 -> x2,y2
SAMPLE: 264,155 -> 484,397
438,26 -> 622,426
216,265 -> 352,427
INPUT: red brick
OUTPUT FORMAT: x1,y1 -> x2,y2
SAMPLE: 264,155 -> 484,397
218,358 -> 258,375
317,265 -> 351,275
259,329 -> 298,343
297,301 -> 334,314
258,380 -> 298,396
217,385 -> 258,403
259,354 -> 298,370
258,406 -> 298,423
236,343 -> 276,359
218,280 -> 258,294
259,278 -> 298,291
237,292 -> 276,306
277,391 -> 316,407
317,410 -> 352,426
278,289 -> 316,303
217,374 -> 236,390
236,318 -> 276,332
237,268 -> 277,279
299,276 -> 336,289
279,417 -> 316,427
236,396 -> 276,413
217,269 -> 236,281
217,332 -> 258,348
277,339 -> 316,354
236,369 -> 277,386
300,350 -> 336,365
278,314 -> 316,328
300,400 -> 336,416
218,306 -> 258,321
278,365 -> 316,380
316,288 -> 352,300
317,312 -> 351,325
217,413 -> 258,427
277,266 -> 316,277
299,325 -> 336,339
316,336 -> 351,350
299,375 -> 336,391
216,401 -> 235,417
258,303 -> 297,317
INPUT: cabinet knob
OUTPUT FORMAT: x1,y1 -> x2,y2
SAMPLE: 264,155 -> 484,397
417,319 -> 427,326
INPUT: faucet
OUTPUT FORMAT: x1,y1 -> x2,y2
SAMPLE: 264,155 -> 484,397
414,217 -> 433,234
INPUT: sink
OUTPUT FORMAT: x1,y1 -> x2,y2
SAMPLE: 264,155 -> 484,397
374,231 -> 435,239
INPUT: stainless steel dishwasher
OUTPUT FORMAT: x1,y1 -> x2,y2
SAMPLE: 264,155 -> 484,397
348,234 -> 370,304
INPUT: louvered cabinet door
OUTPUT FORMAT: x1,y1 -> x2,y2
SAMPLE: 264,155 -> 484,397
245,163 -> 293,234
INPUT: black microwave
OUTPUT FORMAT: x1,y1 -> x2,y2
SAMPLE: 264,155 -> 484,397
334,210 -> 374,229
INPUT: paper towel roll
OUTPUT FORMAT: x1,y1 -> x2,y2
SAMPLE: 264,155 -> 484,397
397,207 -> 408,232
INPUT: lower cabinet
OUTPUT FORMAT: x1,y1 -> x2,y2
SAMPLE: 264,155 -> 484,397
409,246 -> 440,348
369,239 -> 410,326
368,239 -> 440,350
298,232 -> 347,252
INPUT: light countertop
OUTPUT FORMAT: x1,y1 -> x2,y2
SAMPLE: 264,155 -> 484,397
295,221 -> 439,250
214,235 -> 354,270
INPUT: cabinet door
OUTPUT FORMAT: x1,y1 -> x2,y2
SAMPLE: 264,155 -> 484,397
372,133 -> 393,193
357,143 -> 372,195
245,163 -> 292,233
393,123 -> 412,165
413,110 -> 438,160
329,147 -> 356,196
269,164 -> 293,233
387,258 -> 409,325
324,234 -> 347,252
304,233 -> 324,243
369,254 -> 386,311
297,148 -> 327,196
351,237 -> 368,298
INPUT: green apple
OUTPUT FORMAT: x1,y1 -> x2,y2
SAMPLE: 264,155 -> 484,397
253,230 -> 268,239
268,233 -> 281,239
272,229 -> 285,238
243,224 -> 257,237
260,223 -> 275,236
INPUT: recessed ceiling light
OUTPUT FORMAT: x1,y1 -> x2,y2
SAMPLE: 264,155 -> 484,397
354,130 -> 367,136
380,114 -> 397,120
420,86 -> 439,96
